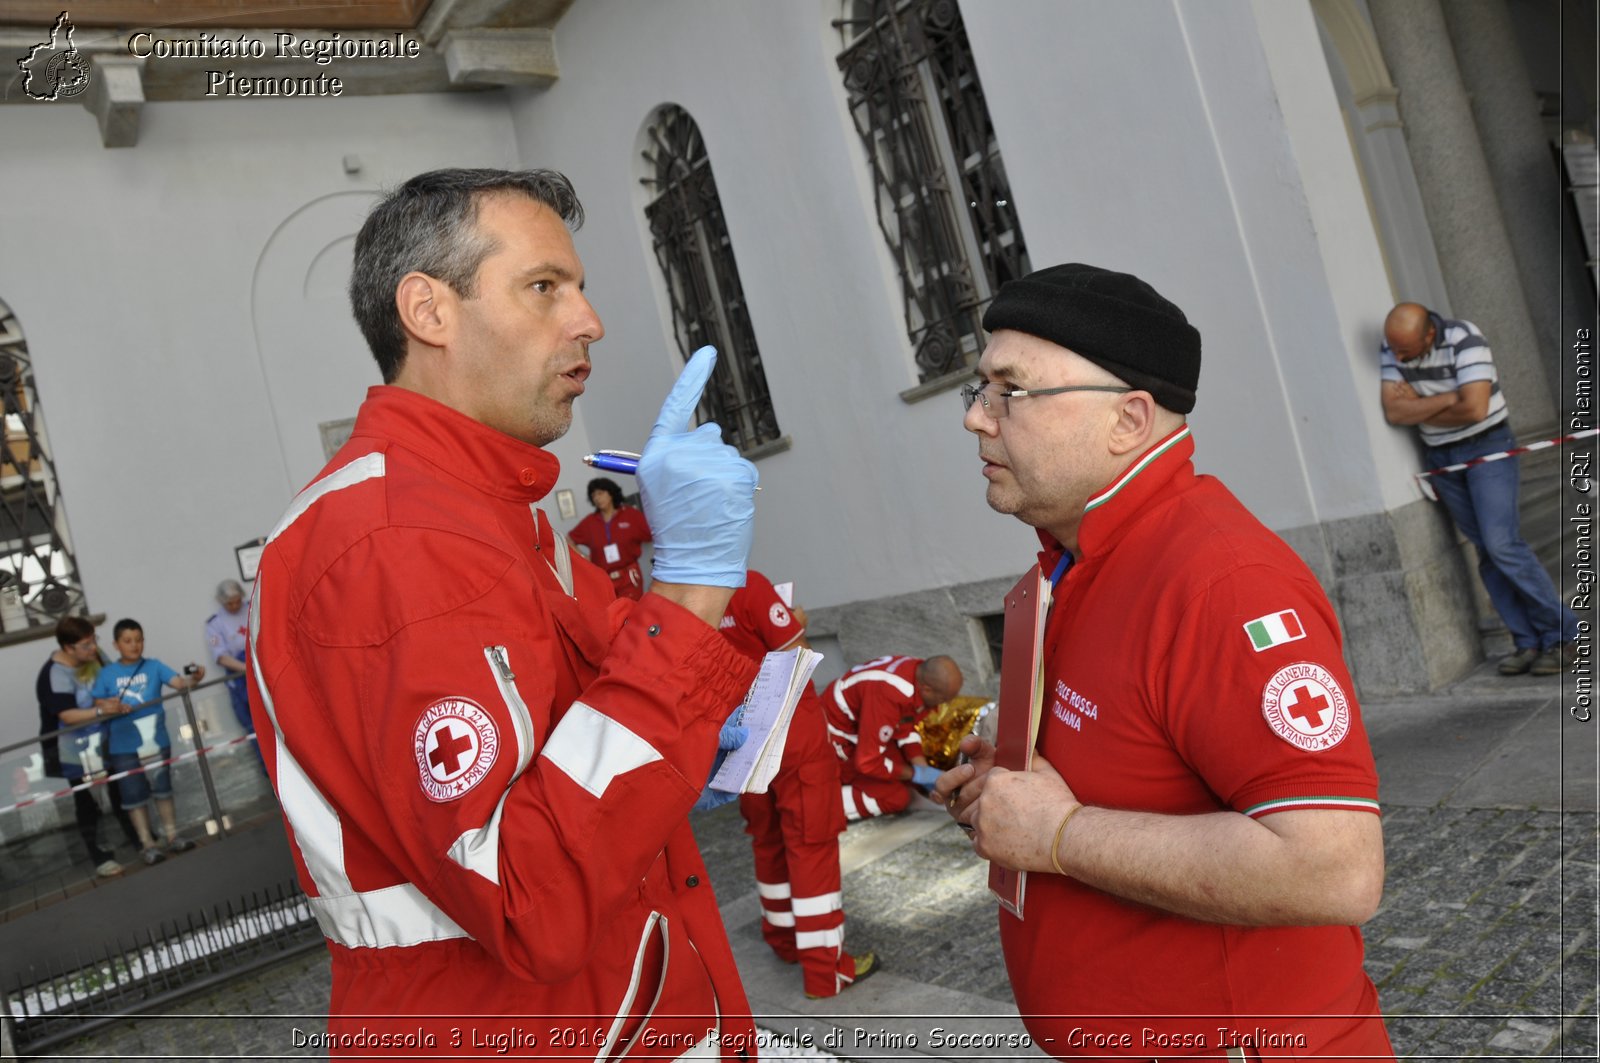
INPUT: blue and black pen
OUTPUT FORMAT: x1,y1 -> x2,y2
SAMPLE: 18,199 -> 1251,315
582,448 -> 761,489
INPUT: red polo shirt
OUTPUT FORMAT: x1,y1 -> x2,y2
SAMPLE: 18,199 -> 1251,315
1001,426 -> 1391,1061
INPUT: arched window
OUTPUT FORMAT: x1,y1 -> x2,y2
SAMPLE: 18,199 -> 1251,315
0,298 -> 88,634
641,104 -> 782,454
835,0 -> 1029,387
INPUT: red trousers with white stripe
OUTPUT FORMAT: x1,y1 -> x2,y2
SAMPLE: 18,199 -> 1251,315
840,774 -> 912,821
739,697 -> 850,997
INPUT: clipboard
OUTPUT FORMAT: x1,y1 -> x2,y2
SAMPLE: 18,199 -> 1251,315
987,565 -> 1052,918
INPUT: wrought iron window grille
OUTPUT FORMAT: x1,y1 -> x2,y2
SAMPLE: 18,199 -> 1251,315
641,105 -> 781,454
835,0 -> 1030,384
0,299 -> 87,635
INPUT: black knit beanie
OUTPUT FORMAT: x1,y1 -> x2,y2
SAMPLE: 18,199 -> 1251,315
981,263 -> 1202,414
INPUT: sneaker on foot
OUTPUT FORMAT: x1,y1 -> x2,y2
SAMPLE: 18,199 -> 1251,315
165,835 -> 196,854
805,950 -> 879,999
95,859 -> 123,877
140,847 -> 166,866
1531,642 -> 1577,676
1497,648 -> 1538,676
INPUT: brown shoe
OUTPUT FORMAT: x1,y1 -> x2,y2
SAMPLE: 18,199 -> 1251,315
1498,648 -> 1538,676
1530,643 -> 1577,676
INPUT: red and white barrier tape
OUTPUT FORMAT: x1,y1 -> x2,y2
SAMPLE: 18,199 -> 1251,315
2,733 -> 258,817
1414,427 -> 1598,501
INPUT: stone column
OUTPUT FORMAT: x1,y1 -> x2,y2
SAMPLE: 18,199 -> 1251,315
1441,0 -> 1565,403
1366,0 -> 1557,434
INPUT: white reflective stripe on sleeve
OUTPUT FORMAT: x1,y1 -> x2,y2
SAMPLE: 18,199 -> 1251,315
755,879 -> 792,900
761,909 -> 796,927
541,701 -> 662,799
249,586 -> 350,894
250,573 -> 469,949
831,683 -> 856,723
895,734 -> 920,748
267,453 -> 385,544
826,723 -> 857,743
792,890 -> 842,917
309,881 -> 469,949
795,927 -> 843,950
836,668 -> 915,699
447,787 -> 512,884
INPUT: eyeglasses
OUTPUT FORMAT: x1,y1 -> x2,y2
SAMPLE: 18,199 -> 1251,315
960,380 -> 1131,419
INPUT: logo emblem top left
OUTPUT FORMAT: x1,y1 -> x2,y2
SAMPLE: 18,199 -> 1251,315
19,13 -> 92,101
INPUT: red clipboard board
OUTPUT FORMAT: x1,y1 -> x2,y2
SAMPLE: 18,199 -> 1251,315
987,566 -> 1052,918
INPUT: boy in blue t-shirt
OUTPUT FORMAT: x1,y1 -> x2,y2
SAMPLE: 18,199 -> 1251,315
90,617 -> 206,865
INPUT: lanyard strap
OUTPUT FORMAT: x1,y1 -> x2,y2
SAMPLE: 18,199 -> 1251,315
1048,552 -> 1073,588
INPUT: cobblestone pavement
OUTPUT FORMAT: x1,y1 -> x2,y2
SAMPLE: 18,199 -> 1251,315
12,682 -> 1598,1062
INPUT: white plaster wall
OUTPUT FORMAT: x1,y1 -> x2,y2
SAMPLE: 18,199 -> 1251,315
505,0 -> 1418,615
1251,0 -> 1429,513
0,0 -> 1435,749
504,0 -> 1044,611
0,91 -> 524,749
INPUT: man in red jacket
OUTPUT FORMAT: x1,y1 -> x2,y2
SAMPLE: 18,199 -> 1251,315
250,169 -> 760,1060
717,570 -> 878,998
822,654 -> 962,821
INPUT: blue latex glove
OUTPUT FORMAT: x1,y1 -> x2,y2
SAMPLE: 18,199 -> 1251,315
694,708 -> 748,811
637,347 -> 758,588
694,744 -> 739,812
719,722 -> 749,751
911,764 -> 942,789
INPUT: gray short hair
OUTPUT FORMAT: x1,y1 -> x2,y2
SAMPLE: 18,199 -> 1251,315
349,168 -> 585,383
216,579 -> 245,602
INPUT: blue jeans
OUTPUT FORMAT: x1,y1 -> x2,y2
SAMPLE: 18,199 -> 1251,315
107,749 -> 173,810
1426,424 -> 1578,650
226,673 -> 268,775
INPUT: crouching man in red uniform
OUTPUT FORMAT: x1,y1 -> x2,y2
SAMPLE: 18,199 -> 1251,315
717,570 -> 878,998
822,655 -> 962,821
249,169 -> 761,1060
938,264 -> 1395,1061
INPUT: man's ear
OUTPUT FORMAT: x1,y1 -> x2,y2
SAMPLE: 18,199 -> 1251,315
1106,392 -> 1160,457
396,272 -> 450,348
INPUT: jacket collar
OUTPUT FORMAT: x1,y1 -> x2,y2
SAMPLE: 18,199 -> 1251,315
1035,424 -> 1195,572
351,385 -> 561,502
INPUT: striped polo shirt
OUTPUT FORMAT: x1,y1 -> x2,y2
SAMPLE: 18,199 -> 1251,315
1380,312 -> 1508,447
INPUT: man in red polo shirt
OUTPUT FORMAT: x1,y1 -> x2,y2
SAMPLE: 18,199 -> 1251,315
937,264 -> 1394,1062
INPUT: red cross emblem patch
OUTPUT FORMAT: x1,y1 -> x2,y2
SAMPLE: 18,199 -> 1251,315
1261,662 -> 1351,752
413,697 -> 499,802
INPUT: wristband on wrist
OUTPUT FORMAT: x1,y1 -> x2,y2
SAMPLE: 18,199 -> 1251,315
1049,803 -> 1084,876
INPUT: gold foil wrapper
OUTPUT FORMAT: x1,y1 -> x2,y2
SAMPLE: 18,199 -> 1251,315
915,695 -> 994,769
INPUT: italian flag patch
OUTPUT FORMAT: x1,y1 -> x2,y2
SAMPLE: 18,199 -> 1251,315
1244,609 -> 1305,652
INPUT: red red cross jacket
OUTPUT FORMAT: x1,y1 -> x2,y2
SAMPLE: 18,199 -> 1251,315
248,385 -> 758,1060
820,656 -> 926,784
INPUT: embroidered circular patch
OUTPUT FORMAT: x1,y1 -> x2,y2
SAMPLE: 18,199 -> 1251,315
413,697 -> 499,802
1261,662 -> 1351,752
878,724 -> 895,744
769,602 -> 791,627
